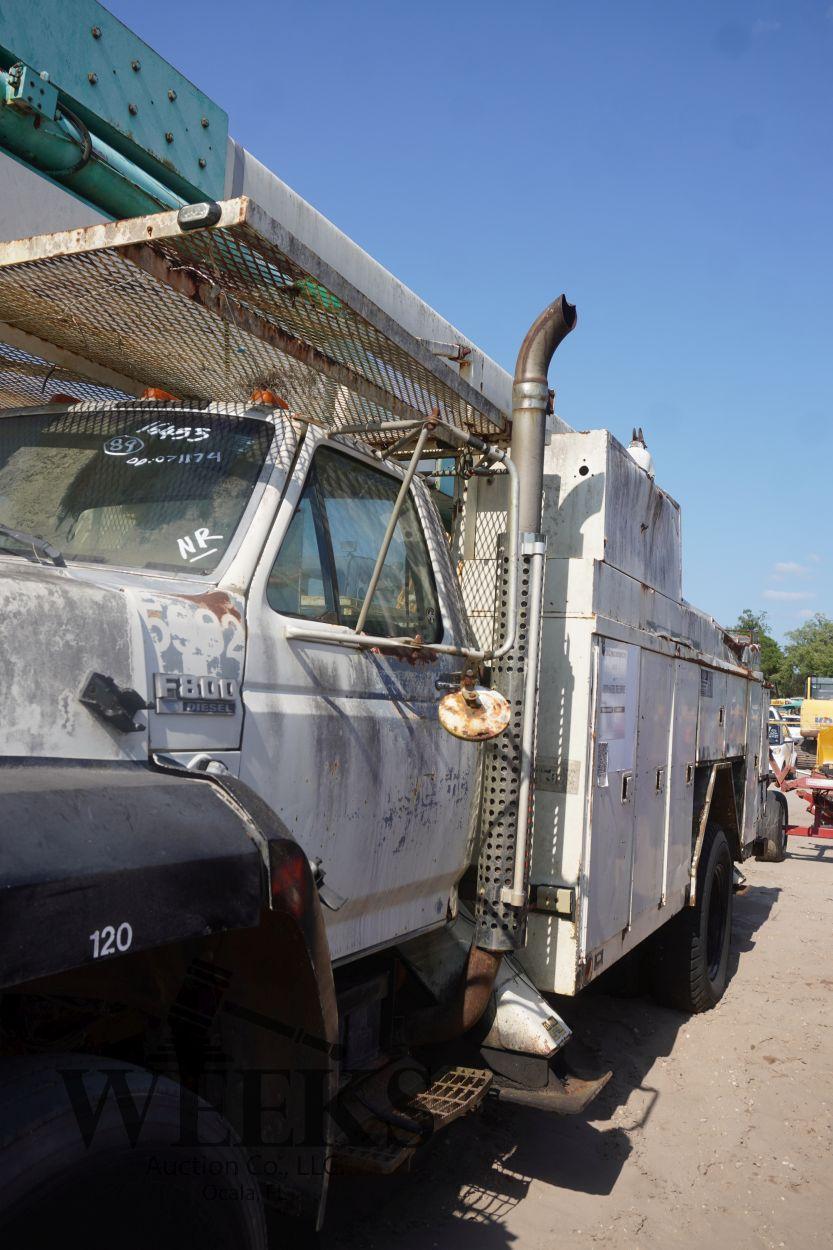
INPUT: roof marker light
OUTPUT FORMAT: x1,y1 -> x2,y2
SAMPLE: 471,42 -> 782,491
250,388 -> 289,409
140,387 -> 179,401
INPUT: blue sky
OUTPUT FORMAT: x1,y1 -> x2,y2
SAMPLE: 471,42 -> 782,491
108,0 -> 831,641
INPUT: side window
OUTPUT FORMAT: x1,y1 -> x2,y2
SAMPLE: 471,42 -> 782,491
266,486 -> 336,623
267,447 -> 442,642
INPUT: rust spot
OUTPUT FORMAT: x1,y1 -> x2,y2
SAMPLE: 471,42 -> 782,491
180,590 -> 242,623
367,641 -> 437,666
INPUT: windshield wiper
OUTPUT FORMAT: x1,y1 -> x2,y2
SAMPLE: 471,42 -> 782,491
0,523 -> 66,568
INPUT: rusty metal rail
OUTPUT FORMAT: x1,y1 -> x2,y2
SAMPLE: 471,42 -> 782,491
0,198 -> 508,449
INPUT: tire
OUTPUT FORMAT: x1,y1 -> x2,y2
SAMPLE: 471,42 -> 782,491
0,1054 -> 268,1250
649,825 -> 734,1013
755,789 -> 788,863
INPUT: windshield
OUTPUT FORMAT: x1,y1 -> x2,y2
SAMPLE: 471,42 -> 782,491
0,408 -> 274,574
809,677 -> 833,701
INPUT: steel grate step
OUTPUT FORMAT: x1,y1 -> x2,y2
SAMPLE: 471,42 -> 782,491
331,1065 -> 492,1175
408,1065 -> 492,1128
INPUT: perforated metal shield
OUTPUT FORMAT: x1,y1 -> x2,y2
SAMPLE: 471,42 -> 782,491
474,539 -> 537,951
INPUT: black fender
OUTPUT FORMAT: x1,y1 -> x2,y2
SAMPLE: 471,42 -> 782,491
0,759 -> 329,994
0,758 -> 339,1228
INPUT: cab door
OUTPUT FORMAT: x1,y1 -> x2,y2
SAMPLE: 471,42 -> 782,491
240,429 -> 475,963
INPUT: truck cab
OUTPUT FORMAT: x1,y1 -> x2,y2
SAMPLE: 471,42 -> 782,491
0,396 -> 475,961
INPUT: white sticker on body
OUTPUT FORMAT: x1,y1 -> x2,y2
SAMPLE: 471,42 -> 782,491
90,922 -> 133,959
598,643 -> 629,742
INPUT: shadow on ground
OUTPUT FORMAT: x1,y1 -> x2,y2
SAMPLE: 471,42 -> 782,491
787,839 -> 833,863
320,882 -> 780,1249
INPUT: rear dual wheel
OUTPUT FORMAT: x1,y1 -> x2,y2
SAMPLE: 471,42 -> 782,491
650,824 -> 733,1013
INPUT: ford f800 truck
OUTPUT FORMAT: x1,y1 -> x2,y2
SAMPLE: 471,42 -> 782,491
0,198 -> 785,1246
0,7 -> 785,1246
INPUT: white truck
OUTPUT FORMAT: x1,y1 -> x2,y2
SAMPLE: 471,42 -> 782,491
0,195 -> 786,1246
0,8 -> 785,1246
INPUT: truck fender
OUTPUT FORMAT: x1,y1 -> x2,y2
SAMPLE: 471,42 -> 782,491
129,765 -> 340,1229
0,760 -> 335,1008
0,759 -> 339,1228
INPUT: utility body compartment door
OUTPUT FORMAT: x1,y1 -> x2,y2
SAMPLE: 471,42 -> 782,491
585,638 -> 640,952
664,660 -> 699,899
630,650 -> 674,923
240,430 -> 474,963
697,668 -> 727,762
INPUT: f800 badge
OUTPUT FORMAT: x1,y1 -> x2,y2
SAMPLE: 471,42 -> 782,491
154,673 -> 238,715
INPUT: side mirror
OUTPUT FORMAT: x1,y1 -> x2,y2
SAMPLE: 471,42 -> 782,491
438,678 -> 511,741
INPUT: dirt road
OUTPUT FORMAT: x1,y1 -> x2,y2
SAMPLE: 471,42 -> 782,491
324,798 -> 832,1250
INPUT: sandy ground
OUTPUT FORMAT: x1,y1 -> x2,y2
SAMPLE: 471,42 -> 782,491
323,788 -> 832,1250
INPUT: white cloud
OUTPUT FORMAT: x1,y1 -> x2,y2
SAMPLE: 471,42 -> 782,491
798,609 -> 815,618
772,561 -> 810,577
763,589 -> 815,602
808,552 -> 822,564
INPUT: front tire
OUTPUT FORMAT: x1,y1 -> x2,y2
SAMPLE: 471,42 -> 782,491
0,1054 -> 268,1250
650,825 -> 734,1013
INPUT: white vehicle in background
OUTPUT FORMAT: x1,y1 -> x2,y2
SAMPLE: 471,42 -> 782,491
768,706 -> 798,781
771,704 -> 802,743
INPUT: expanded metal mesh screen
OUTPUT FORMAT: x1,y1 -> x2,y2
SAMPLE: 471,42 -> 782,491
456,471 -> 509,652
0,340 -> 128,410
0,200 -> 507,451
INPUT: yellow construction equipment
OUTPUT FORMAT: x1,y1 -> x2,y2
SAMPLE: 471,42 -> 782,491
800,677 -> 833,744
817,725 -> 833,770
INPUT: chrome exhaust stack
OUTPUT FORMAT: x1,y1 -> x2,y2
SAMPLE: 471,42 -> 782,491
512,295 -> 577,532
473,296 -> 577,953
413,298 -> 577,1045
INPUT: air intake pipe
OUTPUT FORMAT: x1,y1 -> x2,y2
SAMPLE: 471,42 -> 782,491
406,297 -> 576,1046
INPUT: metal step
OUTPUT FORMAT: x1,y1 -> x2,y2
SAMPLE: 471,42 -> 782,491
331,1064 -> 492,1175
408,1065 -> 493,1127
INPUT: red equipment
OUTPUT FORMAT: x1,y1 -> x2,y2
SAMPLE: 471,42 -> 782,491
783,772 -> 833,840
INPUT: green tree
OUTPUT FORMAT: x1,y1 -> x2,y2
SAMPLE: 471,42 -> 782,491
777,613 -> 833,697
733,609 -> 784,684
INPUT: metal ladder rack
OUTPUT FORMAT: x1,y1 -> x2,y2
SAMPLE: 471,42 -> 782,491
0,197 -> 508,451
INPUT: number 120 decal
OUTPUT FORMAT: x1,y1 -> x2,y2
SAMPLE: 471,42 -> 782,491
89,922 -> 133,959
